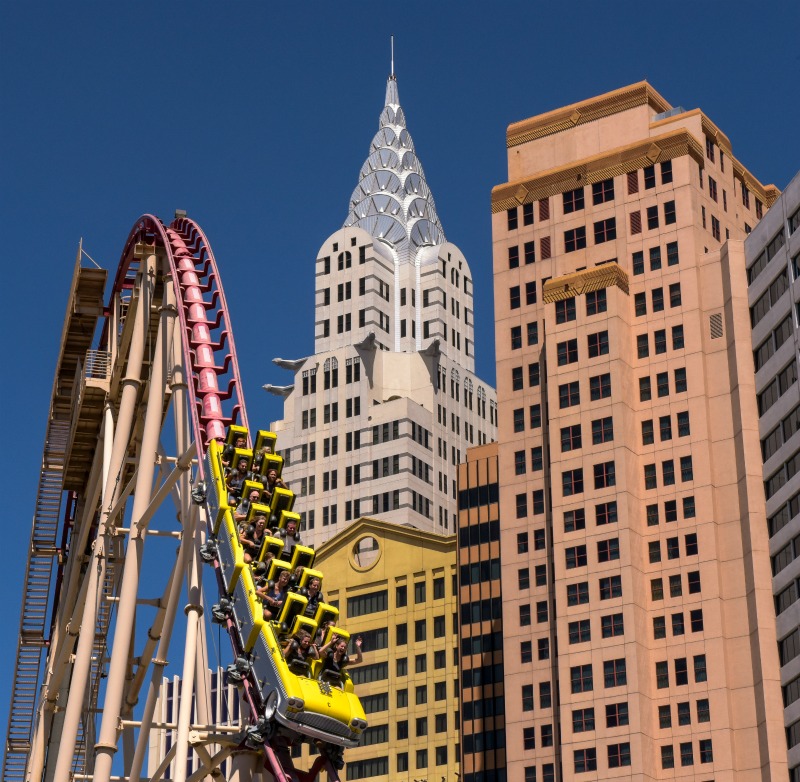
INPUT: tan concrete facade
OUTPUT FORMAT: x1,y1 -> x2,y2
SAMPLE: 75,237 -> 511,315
311,518 -> 460,781
492,83 -> 785,781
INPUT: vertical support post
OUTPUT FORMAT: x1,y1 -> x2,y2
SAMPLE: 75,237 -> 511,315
52,249 -> 155,782
128,312 -> 195,782
93,254 -> 176,782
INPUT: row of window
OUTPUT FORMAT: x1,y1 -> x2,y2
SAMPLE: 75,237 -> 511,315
769,487 -> 800,538
505,163 -> 674,235
758,359 -> 797,417
561,460 -> 616,497
748,223 -> 788,285
754,313 -> 793,371
765,447 -> 800,500
510,320 -> 539,350
560,417 -> 614,452
762,400 -> 800,463
567,613 -> 623,644
659,739 -> 714,769
556,373 -> 611,408
632,241 -> 680,274
557,330 -> 609,365
565,575 -> 622,606
346,746 -> 451,779
644,455 -> 694,488
302,358 -> 360,395
642,411 -> 690,444
651,570 -> 701,599
554,290 -> 607,324
634,282 -> 682,315
636,324 -> 685,358
639,367 -> 688,399
751,267 -> 790,328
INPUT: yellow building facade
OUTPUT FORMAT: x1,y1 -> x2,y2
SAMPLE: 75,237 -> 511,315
309,517 -> 460,781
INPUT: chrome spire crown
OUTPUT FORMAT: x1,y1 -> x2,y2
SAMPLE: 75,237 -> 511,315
344,71 -> 446,264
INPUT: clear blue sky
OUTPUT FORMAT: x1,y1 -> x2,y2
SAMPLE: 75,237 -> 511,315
2,0 -> 798,737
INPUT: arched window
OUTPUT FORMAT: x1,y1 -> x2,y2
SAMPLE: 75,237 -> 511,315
451,369 -> 460,402
464,377 -> 474,410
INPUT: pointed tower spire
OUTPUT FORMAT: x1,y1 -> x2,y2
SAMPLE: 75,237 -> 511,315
344,62 -> 446,263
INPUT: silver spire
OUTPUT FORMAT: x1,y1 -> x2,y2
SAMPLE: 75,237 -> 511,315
343,72 -> 446,264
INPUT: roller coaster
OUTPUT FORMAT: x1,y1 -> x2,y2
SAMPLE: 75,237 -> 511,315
4,214 -> 365,782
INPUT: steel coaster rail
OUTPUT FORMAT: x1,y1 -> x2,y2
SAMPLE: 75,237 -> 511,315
93,215 -> 338,782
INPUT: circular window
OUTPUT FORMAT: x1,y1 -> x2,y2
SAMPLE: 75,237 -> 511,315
351,535 -> 381,570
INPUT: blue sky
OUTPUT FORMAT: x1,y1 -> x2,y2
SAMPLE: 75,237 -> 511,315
2,0 -> 799,744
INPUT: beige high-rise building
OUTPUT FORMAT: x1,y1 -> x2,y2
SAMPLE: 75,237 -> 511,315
266,70 -> 497,549
490,82 -> 786,781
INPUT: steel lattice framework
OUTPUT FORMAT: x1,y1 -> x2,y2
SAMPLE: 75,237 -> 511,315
3,215 -> 341,782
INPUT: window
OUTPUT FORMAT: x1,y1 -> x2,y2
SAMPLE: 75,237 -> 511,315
586,289 -> 607,315
524,240 -> 535,264
699,739 -> 713,764
672,324 -> 684,349
594,217 -> 616,244
514,450 -> 526,475
670,574 -> 683,597
601,613 -> 624,638
633,250 -> 644,275
656,661 -> 669,689
608,742 -> 631,768
507,208 -> 518,230
592,416 -> 613,444
512,366 -> 523,391
511,325 -> 522,350
669,282 -> 682,307
653,616 -> 666,638
528,362 -> 540,387
563,187 -> 585,213
520,641 -> 532,663
675,367 -> 687,393
415,619 -> 426,642
592,178 -> 614,204
517,531 -> 528,552
596,501 -> 617,526
566,544 -> 588,569
567,581 -> 589,606
594,460 -> 615,488
664,200 -> 676,224
587,330 -> 609,357
561,424 -> 582,452
416,749 -> 427,769
529,404 -> 541,428
656,371 -> 669,397
690,608 -> 704,632
416,685 -> 427,705
639,376 -> 652,401
414,581 -> 426,604
569,619 -> 591,644
555,298 -> 576,323
574,748 -> 597,773
694,654 -> 707,682
573,707 -> 595,732
647,205 -> 659,229
510,286 -> 520,309
644,165 -> 656,189
557,338 -> 578,366
635,292 -> 647,316
661,160 -> 673,183
649,541 -> 662,562
519,604 -> 531,626
654,329 -> 667,354
661,745 -> 675,769
571,664 -> 593,693
667,240 -> 679,266
562,469 -> 584,497
672,612 -> 685,635
523,202 -> 534,225
642,419 -> 654,445
637,334 -> 649,359
564,509 -> 586,532
652,287 -> 664,312
604,658 -> 627,687
522,726 -> 536,751
525,281 -> 537,305
508,246 -> 520,268
565,226 -> 587,253
559,381 -> 580,408
597,537 -> 620,562
527,321 -> 539,345
590,373 -> 611,400
659,415 -> 672,441
513,407 -> 524,432
649,247 -> 662,274
600,575 -> 622,599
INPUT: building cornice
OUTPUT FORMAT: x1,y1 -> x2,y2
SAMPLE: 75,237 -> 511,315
492,128 -> 703,213
506,81 -> 671,148
543,262 -> 629,303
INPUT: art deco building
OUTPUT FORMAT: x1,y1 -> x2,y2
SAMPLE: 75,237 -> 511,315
745,169 -> 800,778
491,82 -> 786,781
267,72 -> 497,549
306,517 -> 460,780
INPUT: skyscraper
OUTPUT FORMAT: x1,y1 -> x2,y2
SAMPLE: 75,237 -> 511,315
491,82 -> 786,780
745,169 -> 800,778
267,71 -> 497,548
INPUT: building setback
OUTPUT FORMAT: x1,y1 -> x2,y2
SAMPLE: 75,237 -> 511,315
745,169 -> 800,778
491,82 -> 786,781
267,71 -> 497,549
